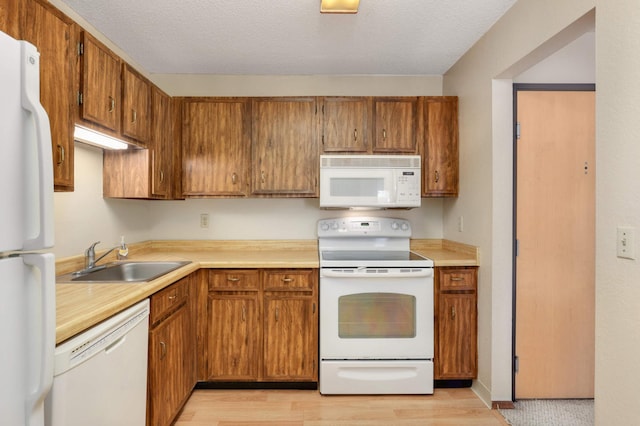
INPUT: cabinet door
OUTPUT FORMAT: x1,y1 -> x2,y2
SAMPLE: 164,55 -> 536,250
151,87 -> 172,198
148,304 -> 193,426
263,296 -> 317,380
79,31 -> 121,132
423,97 -> 459,197
205,294 -> 260,380
251,97 -> 318,196
182,99 -> 250,196
22,0 -> 75,191
1,0 -> 20,40
436,293 -> 477,379
321,97 -> 369,152
122,64 -> 150,145
372,97 -> 418,153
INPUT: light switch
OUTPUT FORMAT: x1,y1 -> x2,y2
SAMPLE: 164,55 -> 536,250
617,226 -> 635,260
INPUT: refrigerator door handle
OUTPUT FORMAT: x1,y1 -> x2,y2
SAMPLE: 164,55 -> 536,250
23,253 -> 55,424
20,42 -> 54,250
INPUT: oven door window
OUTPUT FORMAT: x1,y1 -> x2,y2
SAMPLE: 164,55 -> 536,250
338,293 -> 416,338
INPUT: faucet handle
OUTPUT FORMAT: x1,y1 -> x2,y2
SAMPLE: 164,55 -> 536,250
86,241 -> 100,257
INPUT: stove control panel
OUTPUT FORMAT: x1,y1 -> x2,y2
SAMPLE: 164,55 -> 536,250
318,217 -> 412,237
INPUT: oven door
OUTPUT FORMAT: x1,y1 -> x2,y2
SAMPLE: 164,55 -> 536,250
320,267 -> 433,360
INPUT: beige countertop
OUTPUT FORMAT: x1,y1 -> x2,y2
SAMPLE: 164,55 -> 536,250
55,239 -> 478,345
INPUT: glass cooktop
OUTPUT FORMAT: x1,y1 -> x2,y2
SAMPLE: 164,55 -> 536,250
320,250 -> 433,268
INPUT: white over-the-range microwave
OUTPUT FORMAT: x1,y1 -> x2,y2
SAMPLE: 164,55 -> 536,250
319,155 -> 421,209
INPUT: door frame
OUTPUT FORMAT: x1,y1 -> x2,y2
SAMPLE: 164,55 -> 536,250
511,83 -> 596,400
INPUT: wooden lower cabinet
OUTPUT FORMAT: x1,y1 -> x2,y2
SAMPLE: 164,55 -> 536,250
147,275 -> 196,426
434,267 -> 478,380
199,269 -> 318,383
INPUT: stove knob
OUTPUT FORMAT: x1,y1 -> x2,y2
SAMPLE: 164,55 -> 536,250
331,221 -> 340,230
391,221 -> 400,230
320,222 -> 330,231
401,222 -> 409,231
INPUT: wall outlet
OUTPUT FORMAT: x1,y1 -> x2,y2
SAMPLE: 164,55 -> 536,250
617,226 -> 635,260
200,213 -> 209,229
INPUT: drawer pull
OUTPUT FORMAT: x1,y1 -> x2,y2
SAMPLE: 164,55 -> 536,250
450,277 -> 464,281
227,277 -> 240,282
168,295 -> 176,301
282,277 -> 294,283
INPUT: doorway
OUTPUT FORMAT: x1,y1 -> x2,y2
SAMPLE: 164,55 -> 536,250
513,85 -> 595,399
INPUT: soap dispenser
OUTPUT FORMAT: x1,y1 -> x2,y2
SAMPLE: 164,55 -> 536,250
117,236 -> 129,260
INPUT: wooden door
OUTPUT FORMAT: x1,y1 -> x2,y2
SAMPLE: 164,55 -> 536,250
121,64 -> 150,144
151,87 -> 172,198
515,90 -> 595,398
182,99 -> 250,196
251,97 -> 318,195
22,0 -> 75,191
423,97 -> 459,197
372,97 -> 417,152
321,97 -> 369,152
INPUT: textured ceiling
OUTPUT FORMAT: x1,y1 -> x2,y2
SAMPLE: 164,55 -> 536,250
58,0 -> 517,75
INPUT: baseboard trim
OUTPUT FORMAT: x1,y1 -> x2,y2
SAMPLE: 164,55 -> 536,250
195,381 -> 318,390
492,401 -> 515,409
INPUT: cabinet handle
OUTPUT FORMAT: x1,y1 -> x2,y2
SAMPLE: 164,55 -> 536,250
282,277 -> 294,283
275,307 -> 279,322
159,170 -> 164,183
451,306 -> 456,320
382,129 -> 387,140
313,303 -> 316,314
261,171 -> 266,183
353,128 -> 358,142
131,109 -> 137,123
57,144 -> 65,166
160,341 -> 167,359
108,96 -> 115,113
450,277 -> 464,282
242,306 -> 246,322
232,172 -> 237,184
435,170 -> 440,183
168,294 -> 176,301
227,277 -> 240,282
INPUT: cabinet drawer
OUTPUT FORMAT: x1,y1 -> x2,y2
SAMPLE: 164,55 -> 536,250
439,268 -> 477,292
263,269 -> 316,292
150,278 -> 189,325
209,270 -> 259,291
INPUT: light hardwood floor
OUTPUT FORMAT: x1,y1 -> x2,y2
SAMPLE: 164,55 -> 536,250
174,388 -> 510,425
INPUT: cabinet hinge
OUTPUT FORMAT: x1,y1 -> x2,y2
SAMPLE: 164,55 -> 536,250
514,355 -> 519,373
77,41 -> 84,56
516,122 -> 521,140
77,92 -> 83,106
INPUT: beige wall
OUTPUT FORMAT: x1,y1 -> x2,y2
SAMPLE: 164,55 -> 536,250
443,0 -> 595,405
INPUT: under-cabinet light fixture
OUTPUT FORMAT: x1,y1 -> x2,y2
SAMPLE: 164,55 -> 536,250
74,125 -> 129,150
321,0 -> 359,14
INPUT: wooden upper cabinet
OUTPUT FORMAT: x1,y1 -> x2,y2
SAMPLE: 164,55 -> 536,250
251,97 -> 318,196
182,98 -> 250,197
321,97 -> 369,153
150,86 -> 172,198
422,96 -> 459,197
0,0 -> 20,38
78,31 -> 121,133
21,0 -> 75,191
372,97 -> 418,153
121,64 -> 150,145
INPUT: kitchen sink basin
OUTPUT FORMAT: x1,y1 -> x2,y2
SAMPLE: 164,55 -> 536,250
62,261 -> 191,283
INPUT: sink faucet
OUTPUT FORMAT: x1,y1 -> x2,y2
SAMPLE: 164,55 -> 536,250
85,241 -> 118,270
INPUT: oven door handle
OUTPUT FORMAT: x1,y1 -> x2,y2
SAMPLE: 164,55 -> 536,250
321,268 -> 434,279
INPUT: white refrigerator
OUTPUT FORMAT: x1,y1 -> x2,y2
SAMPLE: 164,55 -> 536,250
0,30 -> 56,426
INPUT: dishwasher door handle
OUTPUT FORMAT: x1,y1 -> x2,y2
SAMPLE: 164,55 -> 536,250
105,335 -> 127,354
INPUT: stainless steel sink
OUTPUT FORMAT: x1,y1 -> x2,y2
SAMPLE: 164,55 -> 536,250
60,261 -> 191,283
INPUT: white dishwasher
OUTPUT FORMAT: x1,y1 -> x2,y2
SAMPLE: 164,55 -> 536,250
46,299 -> 150,426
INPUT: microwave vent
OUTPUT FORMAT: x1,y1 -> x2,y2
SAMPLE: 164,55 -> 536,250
321,155 -> 420,169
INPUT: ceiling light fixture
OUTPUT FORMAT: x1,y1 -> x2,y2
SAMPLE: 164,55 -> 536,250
74,125 -> 129,150
321,0 -> 359,14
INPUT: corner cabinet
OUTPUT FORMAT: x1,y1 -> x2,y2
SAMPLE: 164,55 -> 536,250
147,275 -> 196,426
434,267 -> 478,380
21,0 -> 75,191
198,269 -> 318,383
251,97 -> 319,196
422,97 -> 459,197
